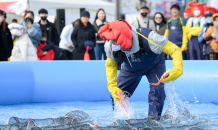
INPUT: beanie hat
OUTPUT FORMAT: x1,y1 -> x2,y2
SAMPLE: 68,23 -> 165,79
81,10 -> 90,18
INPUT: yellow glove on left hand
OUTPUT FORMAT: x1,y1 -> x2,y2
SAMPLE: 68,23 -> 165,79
162,41 -> 183,83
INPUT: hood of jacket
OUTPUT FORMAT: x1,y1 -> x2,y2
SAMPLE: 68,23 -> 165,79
212,13 -> 218,25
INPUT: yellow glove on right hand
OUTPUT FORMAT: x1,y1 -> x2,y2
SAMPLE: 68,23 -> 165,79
106,58 -> 122,101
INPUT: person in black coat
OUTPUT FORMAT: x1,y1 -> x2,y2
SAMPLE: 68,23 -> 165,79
38,8 -> 60,46
0,10 -> 13,61
71,10 -> 96,60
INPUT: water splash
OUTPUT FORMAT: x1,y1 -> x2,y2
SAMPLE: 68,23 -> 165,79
113,94 -> 135,119
165,82 -> 185,119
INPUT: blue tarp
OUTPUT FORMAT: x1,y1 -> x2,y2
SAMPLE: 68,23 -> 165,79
0,61 -> 217,105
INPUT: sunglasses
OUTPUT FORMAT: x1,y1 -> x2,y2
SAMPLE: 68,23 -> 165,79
155,17 -> 162,19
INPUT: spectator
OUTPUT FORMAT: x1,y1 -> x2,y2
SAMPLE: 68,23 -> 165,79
39,33 -> 67,60
21,11 -> 41,51
0,10 -> 13,61
37,33 -> 55,60
71,10 -> 96,60
186,1 -> 205,60
153,12 -> 166,36
93,9 -> 107,60
38,8 -> 59,46
59,19 -> 80,60
183,11 -> 191,20
131,4 -> 155,30
9,23 -> 38,61
12,19 -> 17,23
205,13 -> 218,60
164,4 -> 188,60
198,11 -> 213,60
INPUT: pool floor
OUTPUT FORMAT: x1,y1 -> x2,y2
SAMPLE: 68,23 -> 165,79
0,101 -> 217,129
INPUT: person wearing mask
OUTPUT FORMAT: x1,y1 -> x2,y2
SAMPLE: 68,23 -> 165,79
59,19 -> 80,60
198,11 -> 213,60
38,8 -> 59,46
21,11 -> 41,51
71,10 -> 96,60
153,12 -> 166,36
93,9 -> 108,60
0,10 -> 13,61
205,13 -> 218,60
164,4 -> 188,60
131,5 -> 155,30
183,11 -> 191,20
99,20 -> 183,121
185,1 -> 207,60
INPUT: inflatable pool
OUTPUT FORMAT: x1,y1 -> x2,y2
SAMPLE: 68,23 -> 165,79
0,61 -> 217,105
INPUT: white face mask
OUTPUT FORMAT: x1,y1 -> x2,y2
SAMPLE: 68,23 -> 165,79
112,44 -> 121,51
193,10 -> 201,17
0,16 -> 4,23
206,17 -> 212,23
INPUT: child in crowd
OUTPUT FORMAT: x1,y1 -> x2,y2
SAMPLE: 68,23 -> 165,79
37,33 -> 67,60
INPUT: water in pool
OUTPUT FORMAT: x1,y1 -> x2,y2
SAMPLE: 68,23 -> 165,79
0,101 -> 217,129
0,83 -> 217,129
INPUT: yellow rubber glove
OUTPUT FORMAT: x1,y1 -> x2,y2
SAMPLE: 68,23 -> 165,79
105,58 -> 122,101
164,29 -> 169,37
187,27 -> 203,40
162,41 -> 183,83
181,26 -> 188,51
186,24 -> 200,35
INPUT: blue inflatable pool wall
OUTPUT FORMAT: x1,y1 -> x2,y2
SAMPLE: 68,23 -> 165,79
0,61 -> 217,105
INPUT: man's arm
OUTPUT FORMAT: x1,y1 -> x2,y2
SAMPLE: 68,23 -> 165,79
104,41 -> 122,101
147,31 -> 183,82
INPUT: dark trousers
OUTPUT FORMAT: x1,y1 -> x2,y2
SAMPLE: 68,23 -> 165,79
63,50 -> 73,60
94,43 -> 106,60
204,54 -> 210,60
111,58 -> 166,118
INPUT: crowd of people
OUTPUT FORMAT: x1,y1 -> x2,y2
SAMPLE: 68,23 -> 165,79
0,2 -> 218,61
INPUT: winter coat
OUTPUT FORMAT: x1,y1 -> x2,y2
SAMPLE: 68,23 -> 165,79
155,23 -> 166,36
198,23 -> 212,55
37,41 -> 55,60
59,24 -> 74,52
10,34 -> 37,61
39,20 -> 60,46
93,19 -> 107,43
71,21 -> 96,60
0,22 -> 13,61
205,13 -> 218,53
20,22 -> 42,47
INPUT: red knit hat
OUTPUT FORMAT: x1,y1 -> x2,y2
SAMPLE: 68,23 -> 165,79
98,19 -> 133,50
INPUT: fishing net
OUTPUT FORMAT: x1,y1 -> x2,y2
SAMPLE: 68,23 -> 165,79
1,109 -> 213,130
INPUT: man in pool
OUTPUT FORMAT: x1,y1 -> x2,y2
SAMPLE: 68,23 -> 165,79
98,20 -> 183,120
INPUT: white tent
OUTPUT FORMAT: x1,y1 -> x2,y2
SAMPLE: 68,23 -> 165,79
0,0 -> 116,24
29,0 -> 116,25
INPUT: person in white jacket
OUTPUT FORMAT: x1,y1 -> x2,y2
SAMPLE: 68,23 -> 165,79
9,23 -> 38,61
59,19 -> 79,60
